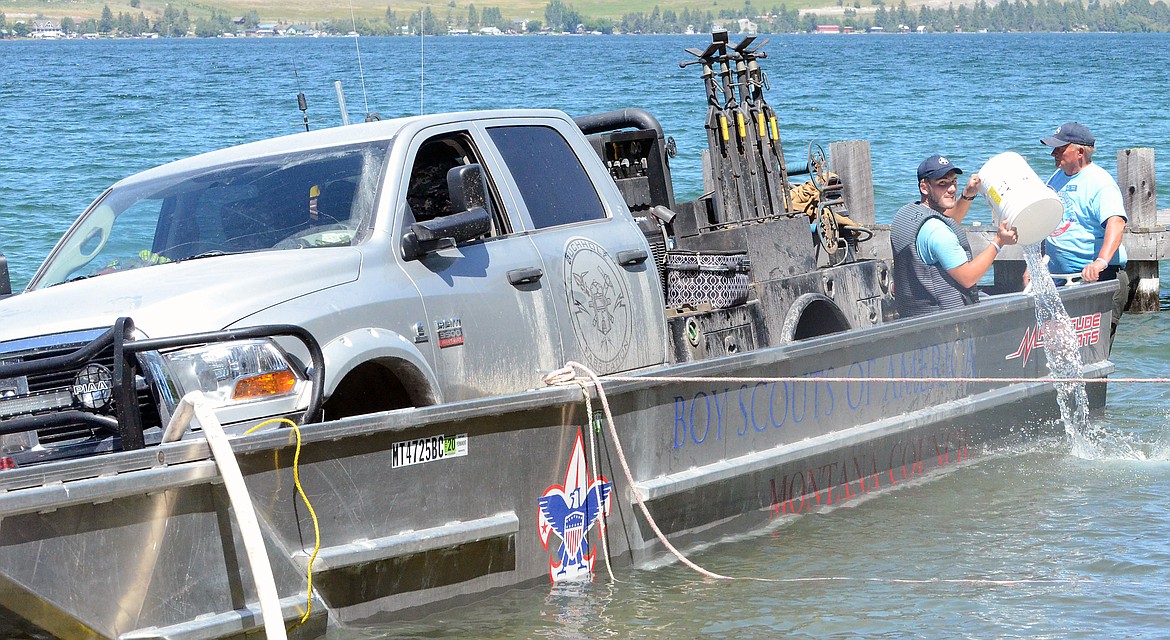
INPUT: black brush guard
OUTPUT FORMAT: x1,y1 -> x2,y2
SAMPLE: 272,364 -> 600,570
0,317 -> 325,451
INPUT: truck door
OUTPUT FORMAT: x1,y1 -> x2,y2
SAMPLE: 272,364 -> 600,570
479,118 -> 667,376
395,126 -> 564,402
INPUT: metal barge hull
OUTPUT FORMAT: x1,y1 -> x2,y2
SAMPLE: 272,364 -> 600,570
0,284 -> 1112,640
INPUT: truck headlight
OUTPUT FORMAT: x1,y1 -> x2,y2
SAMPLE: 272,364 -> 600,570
160,339 -> 305,406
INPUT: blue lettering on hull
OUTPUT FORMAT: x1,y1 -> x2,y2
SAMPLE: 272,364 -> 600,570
673,338 -> 976,450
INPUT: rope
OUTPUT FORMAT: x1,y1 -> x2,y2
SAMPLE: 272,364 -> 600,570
543,366 -> 618,582
246,418 -> 321,629
547,363 -> 736,581
592,374 -> 1170,385
543,362 -> 1149,588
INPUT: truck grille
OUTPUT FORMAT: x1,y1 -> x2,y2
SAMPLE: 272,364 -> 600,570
0,334 -> 162,446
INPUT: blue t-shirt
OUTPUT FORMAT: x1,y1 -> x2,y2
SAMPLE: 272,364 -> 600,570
1044,162 -> 1127,274
916,217 -> 968,271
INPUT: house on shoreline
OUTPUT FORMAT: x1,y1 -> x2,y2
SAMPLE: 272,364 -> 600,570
31,20 -> 62,39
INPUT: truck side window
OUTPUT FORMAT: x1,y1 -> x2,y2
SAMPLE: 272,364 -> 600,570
406,134 -> 505,238
487,125 -> 606,229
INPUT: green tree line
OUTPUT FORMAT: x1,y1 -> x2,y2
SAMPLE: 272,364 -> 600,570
6,0 -> 1170,37
615,0 -> 1170,33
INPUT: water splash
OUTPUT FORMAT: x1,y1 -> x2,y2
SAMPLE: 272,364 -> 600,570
1022,245 -> 1143,459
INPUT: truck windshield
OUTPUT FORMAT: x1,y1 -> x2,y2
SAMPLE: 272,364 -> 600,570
31,141 -> 389,289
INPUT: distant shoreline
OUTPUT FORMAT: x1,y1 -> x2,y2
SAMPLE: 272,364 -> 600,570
0,29 -> 1146,41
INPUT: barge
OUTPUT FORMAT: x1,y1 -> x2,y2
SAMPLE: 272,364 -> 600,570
0,32 -> 1115,639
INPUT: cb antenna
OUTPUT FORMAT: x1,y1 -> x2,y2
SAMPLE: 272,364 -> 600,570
420,4 -> 426,114
294,66 -> 310,131
350,7 -> 371,118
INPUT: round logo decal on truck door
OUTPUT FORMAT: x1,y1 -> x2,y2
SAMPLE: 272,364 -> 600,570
564,238 -> 631,370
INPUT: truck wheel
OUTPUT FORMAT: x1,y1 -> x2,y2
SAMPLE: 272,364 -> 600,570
322,362 -> 414,421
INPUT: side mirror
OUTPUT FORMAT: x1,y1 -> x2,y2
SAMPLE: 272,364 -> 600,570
0,253 -> 11,298
402,207 -> 493,260
446,164 -> 491,214
402,163 -> 494,261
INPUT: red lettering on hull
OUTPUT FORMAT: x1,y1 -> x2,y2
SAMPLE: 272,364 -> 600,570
764,430 -> 970,516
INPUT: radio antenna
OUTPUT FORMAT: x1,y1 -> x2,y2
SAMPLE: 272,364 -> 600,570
293,66 -> 310,131
419,5 -> 426,115
350,7 -> 371,117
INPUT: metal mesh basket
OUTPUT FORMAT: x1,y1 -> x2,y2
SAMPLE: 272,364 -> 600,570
664,251 -> 751,309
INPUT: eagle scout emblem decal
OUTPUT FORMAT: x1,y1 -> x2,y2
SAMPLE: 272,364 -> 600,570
564,237 -> 632,370
537,428 -> 612,582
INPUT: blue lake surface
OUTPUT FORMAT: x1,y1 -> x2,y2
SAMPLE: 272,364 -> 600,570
2,32 -> 1170,638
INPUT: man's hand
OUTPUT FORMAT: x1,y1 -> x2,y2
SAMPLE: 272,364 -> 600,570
1082,257 -> 1108,282
962,174 -> 982,200
994,220 -> 1019,248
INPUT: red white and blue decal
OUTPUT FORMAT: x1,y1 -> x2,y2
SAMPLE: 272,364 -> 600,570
537,428 -> 612,582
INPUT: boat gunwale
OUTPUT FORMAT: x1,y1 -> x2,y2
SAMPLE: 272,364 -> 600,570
0,281 -> 1115,510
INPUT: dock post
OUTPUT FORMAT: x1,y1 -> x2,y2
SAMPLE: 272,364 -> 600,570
1117,148 -> 1159,313
829,141 -> 883,259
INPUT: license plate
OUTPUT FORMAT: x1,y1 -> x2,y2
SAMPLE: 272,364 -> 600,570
391,433 -> 468,468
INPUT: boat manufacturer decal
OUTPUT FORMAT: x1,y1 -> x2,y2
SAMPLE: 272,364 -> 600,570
537,427 -> 612,582
71,363 -> 114,410
436,317 -> 464,348
564,237 -> 631,370
390,433 -> 468,468
1005,312 -> 1101,366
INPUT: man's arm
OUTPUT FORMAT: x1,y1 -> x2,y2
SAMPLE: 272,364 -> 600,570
1081,215 -> 1126,282
946,220 -> 1019,288
947,174 -> 983,223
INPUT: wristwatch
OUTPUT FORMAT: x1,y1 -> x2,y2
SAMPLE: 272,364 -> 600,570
960,193 -> 977,201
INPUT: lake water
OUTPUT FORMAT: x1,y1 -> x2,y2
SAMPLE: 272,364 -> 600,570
3,32 -> 1170,638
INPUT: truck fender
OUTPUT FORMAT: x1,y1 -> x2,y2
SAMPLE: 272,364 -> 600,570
321,328 -> 442,408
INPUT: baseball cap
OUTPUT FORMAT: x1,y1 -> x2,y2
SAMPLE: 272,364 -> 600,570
917,154 -> 963,181
1041,121 -> 1096,147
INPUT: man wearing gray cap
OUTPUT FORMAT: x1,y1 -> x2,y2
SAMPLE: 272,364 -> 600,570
890,154 -> 1018,319
1041,121 -> 1128,339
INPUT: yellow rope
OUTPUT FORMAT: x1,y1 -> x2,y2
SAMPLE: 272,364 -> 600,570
245,418 -> 321,627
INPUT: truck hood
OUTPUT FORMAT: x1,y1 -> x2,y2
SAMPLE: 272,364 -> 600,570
0,249 -> 362,342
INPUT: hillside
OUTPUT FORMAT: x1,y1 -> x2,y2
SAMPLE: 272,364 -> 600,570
0,0 -> 831,25
3,0 -> 1165,35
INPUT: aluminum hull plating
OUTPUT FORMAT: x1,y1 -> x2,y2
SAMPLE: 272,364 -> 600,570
0,284 -> 1113,640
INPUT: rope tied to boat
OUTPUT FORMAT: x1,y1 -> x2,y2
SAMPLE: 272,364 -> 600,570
545,362 -> 736,582
543,362 -> 1150,589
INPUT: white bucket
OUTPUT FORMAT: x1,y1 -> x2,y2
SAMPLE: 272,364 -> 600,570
977,151 -> 1064,246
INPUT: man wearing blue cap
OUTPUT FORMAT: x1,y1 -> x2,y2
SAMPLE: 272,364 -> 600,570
1041,121 -> 1128,338
890,154 -> 1019,318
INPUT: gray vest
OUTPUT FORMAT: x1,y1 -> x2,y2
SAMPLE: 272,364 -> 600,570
890,202 -> 979,318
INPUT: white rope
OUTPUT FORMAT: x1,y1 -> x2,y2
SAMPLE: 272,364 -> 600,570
593,374 -> 1169,385
544,365 -> 618,582
547,363 -> 735,581
543,362 -> 1148,588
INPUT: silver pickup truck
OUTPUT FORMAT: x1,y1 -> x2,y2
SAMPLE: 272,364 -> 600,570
0,109 -> 677,462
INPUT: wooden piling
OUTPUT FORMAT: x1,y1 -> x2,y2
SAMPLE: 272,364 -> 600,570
1117,148 -> 1160,313
829,141 -> 875,225
830,141 -> 885,261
